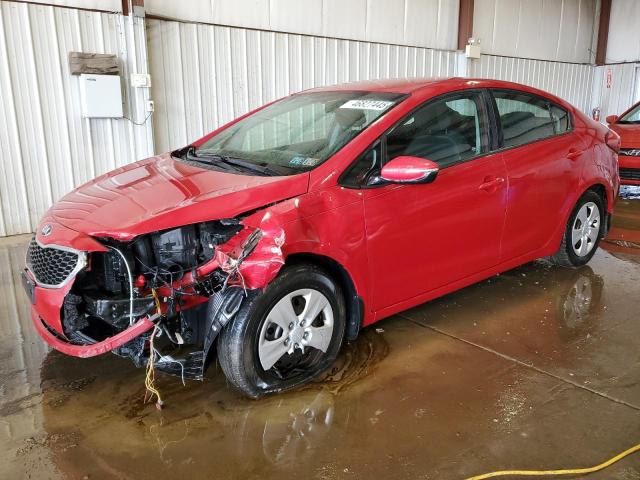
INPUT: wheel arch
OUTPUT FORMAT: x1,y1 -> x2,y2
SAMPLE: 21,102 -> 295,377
585,183 -> 609,209
547,182 -> 611,255
285,252 -> 363,341
583,182 -> 612,236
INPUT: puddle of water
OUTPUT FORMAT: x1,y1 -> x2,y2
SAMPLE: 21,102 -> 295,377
2,198 -> 640,479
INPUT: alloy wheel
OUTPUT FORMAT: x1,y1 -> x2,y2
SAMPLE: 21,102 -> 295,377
571,202 -> 600,257
258,288 -> 334,372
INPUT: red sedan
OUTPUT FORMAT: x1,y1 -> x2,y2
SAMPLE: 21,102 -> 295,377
607,101 -> 640,185
23,78 -> 620,398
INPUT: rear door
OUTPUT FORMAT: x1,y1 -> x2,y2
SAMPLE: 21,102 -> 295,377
356,90 -> 508,311
489,89 -> 580,261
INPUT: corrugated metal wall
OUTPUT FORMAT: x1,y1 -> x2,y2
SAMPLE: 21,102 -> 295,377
607,0 -> 640,63
592,63 -> 640,118
469,55 -> 595,113
473,0 -> 597,64
0,1 -> 153,237
147,18 -> 459,154
145,0 -> 459,51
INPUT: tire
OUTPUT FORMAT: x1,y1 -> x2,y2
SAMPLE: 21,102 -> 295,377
217,264 -> 346,398
550,190 -> 605,267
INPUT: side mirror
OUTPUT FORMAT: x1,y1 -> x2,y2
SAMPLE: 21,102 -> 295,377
606,115 -> 618,124
380,156 -> 439,184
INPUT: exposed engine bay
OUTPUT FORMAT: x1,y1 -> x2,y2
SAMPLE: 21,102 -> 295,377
52,217 -> 285,381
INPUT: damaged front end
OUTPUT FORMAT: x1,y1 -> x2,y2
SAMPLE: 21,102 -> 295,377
26,215 -> 285,381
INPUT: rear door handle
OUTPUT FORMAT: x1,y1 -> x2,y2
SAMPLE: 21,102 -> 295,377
567,148 -> 584,161
478,176 -> 505,192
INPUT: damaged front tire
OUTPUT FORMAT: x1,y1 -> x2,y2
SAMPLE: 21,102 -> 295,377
217,264 -> 346,398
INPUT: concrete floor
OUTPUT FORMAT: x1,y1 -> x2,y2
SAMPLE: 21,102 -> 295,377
1,188 -> 640,480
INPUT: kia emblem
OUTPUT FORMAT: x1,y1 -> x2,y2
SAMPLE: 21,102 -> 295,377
41,224 -> 52,236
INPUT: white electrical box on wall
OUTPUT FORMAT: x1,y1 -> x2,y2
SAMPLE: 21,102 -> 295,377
130,73 -> 151,88
79,74 -> 123,118
465,43 -> 481,59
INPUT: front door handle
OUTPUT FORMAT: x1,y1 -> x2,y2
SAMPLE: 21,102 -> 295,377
478,176 -> 505,192
567,148 -> 584,161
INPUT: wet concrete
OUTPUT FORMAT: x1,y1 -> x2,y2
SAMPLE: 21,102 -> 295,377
2,189 -> 640,479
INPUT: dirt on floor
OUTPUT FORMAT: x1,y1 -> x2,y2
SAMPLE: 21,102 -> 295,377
1,188 -> 640,480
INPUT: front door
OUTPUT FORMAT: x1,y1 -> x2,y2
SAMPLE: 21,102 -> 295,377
362,91 -> 508,311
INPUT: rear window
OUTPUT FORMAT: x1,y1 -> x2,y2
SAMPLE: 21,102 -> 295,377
492,90 -> 570,149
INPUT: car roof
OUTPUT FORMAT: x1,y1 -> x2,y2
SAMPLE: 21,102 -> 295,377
305,77 -> 568,105
306,77 -> 459,94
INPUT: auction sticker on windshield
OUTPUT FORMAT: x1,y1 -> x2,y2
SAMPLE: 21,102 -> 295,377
340,99 -> 394,110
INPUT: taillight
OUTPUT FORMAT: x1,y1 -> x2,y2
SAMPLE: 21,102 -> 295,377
605,129 -> 620,153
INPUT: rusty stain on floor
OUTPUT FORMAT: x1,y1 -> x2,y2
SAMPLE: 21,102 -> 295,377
2,187 -> 640,479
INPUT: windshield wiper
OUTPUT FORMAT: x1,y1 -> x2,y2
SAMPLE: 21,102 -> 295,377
194,150 -> 282,176
216,156 -> 283,176
181,148 -> 243,173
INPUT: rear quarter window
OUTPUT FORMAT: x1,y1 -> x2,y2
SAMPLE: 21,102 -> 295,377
492,90 -> 571,149
550,104 -> 571,133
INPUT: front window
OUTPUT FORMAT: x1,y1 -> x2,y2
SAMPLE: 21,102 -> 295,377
190,91 -> 405,175
386,93 -> 488,168
340,91 -> 489,187
619,104 -> 640,124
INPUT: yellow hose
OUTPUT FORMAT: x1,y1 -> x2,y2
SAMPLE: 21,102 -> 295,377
465,442 -> 640,479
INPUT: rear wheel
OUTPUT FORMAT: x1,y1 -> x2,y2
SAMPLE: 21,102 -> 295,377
551,191 -> 604,267
217,264 -> 346,398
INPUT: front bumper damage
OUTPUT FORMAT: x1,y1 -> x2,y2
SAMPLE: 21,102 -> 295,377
25,211 -> 286,380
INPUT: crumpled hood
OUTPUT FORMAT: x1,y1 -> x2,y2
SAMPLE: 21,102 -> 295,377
50,154 -> 309,240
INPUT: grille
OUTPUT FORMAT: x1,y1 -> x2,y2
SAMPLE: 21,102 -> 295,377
620,148 -> 640,157
26,238 -> 84,287
620,168 -> 640,181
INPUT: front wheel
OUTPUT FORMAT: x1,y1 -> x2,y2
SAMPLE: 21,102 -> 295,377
217,264 -> 346,398
551,190 -> 604,267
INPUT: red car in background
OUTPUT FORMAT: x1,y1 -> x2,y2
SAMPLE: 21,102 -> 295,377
23,78 -> 619,398
607,101 -> 640,185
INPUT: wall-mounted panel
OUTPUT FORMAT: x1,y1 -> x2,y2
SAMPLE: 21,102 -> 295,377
147,18 -> 459,154
606,0 -> 640,63
473,0 -> 597,63
145,0 -> 459,51
469,54 -> 595,113
0,1 -> 153,236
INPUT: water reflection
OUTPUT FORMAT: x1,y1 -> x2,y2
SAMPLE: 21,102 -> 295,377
555,266 -> 604,334
235,390 -> 336,466
406,260 -> 607,351
2,195 -> 640,479
601,187 -> 640,264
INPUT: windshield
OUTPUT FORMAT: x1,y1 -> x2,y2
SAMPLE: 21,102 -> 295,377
619,104 -> 640,124
193,91 -> 405,175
